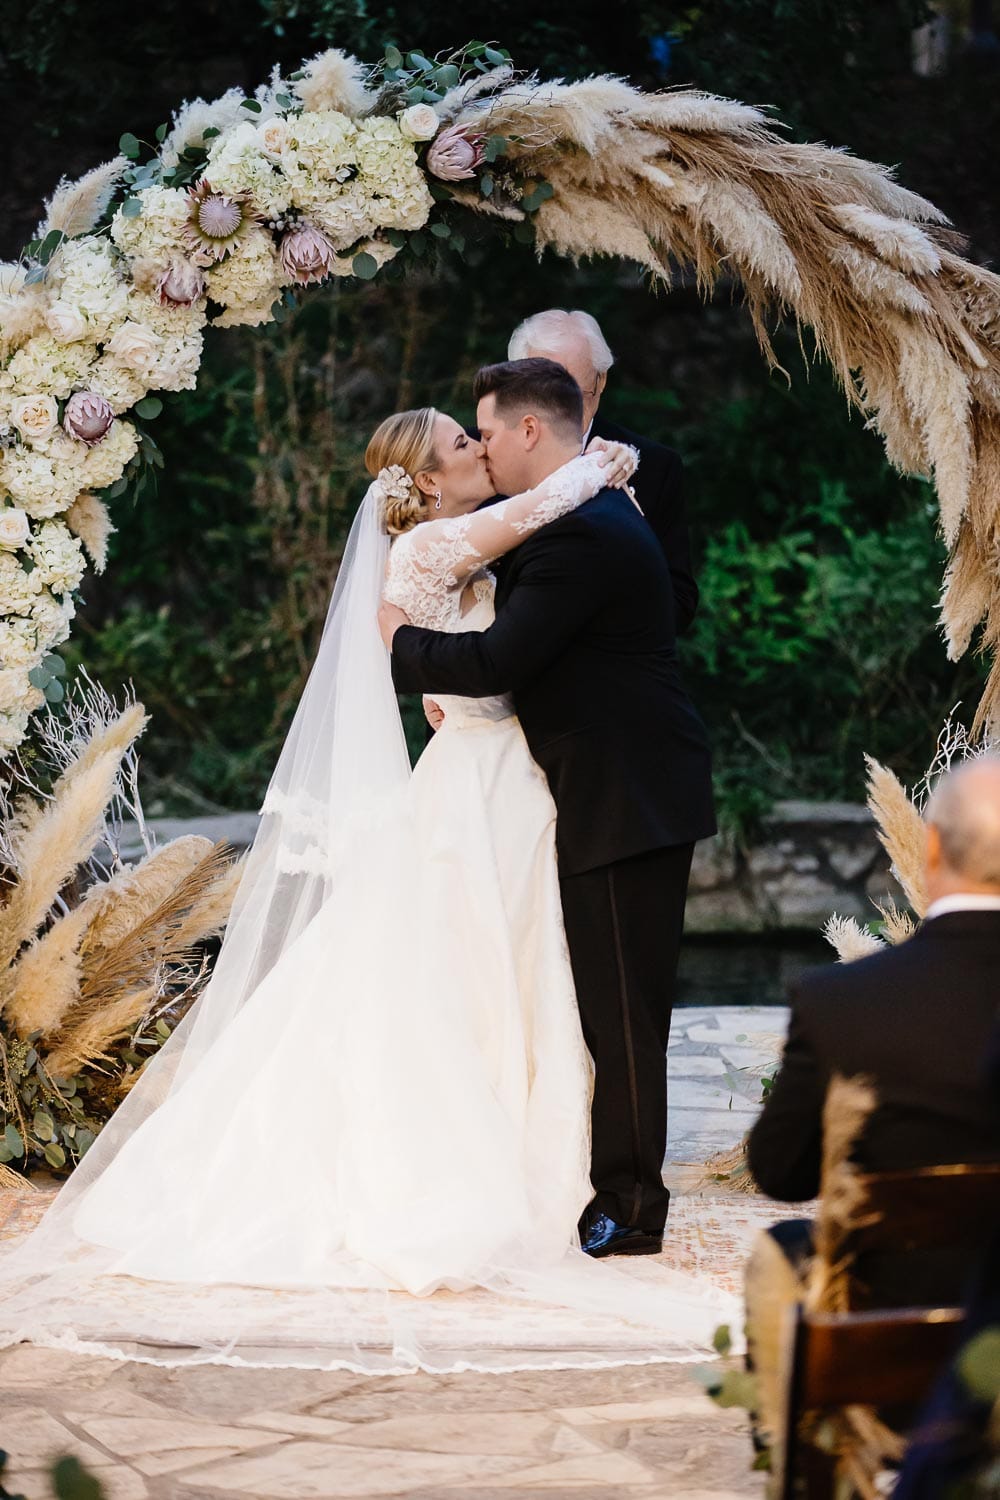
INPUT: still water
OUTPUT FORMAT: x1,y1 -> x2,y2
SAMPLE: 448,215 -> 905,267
676,935 -> 834,1008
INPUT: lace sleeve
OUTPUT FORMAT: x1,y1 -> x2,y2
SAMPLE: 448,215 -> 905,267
398,452 -> 613,590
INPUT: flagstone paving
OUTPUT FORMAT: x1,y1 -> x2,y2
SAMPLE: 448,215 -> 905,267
0,1005 -> 792,1499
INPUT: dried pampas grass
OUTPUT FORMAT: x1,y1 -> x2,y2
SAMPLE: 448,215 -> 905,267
293,49 -> 373,116
39,157 -> 128,240
65,494 -> 114,574
864,755 -> 928,915
823,915 -> 884,963
451,72 -> 1000,728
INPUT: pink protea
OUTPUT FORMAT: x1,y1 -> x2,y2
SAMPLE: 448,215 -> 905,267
63,391 -> 115,447
425,125 -> 485,182
157,257 -> 207,307
184,179 -> 258,263
280,224 -> 337,285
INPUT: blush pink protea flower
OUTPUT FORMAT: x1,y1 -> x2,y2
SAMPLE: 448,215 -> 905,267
280,224 -> 338,285
184,179 -> 259,263
425,125 -> 485,182
157,257 -> 208,307
63,391 -> 115,446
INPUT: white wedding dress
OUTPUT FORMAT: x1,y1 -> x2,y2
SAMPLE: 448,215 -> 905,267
0,454 -> 740,1372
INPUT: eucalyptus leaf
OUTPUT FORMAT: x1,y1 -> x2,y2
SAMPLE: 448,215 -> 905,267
275,93 -> 294,110
404,85 -> 425,104
480,173 -> 495,197
3,1124 -> 24,1159
122,197 -> 143,220
352,251 -> 379,280
119,132 -> 141,159
28,665 -> 50,690
39,229 -> 65,263
384,45 -> 403,69
134,396 -> 163,420
76,1129 -> 96,1155
155,122 -> 168,143
407,52 -> 434,71
20,554 -> 35,574
23,266 -> 46,285
44,679 -> 65,704
32,1111 -> 55,1143
240,98 -> 263,114
0,1145 -> 12,1164
45,654 -> 66,679
434,64 -> 460,87
107,477 -> 129,499
484,46 -> 506,64
43,1141 -> 67,1169
430,222 -> 451,239
202,127 -> 221,141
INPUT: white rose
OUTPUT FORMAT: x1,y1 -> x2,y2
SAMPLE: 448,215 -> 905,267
0,509 -> 31,552
105,320 -> 163,371
12,393 -> 59,440
257,117 -> 289,158
45,300 -> 88,343
398,104 -> 440,142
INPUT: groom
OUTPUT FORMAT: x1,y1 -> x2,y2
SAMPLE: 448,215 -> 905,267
378,358 -> 715,1256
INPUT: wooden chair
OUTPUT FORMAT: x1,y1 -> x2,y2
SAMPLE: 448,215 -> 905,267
777,1162 -> 1000,1499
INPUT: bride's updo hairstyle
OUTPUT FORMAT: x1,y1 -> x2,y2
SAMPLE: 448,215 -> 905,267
365,408 -> 440,536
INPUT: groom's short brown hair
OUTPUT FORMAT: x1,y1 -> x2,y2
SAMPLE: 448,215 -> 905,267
473,358 -> 584,440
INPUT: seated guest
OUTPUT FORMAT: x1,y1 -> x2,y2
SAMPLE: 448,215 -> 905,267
748,756 -> 1000,1307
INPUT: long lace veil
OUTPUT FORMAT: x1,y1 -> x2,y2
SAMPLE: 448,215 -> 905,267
1,482 -> 410,1262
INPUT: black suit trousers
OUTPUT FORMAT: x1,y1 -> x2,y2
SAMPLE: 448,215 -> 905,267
558,841 -> 694,1233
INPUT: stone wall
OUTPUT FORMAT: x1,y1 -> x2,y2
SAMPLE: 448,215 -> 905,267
121,800 -> 905,937
687,800 -> 905,935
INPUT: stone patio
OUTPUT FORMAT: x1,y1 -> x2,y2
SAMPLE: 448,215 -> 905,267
0,1004 -> 791,1499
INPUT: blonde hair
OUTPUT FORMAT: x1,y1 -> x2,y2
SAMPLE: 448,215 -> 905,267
364,408 -> 439,535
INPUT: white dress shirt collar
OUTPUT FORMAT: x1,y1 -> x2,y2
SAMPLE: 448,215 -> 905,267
925,893 -> 1000,919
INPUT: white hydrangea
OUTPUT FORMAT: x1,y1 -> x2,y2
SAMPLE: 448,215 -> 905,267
79,419 -> 139,490
0,665 -> 44,715
160,89 -> 274,170
150,328 -> 204,392
31,587 -> 75,649
0,434 -> 85,518
29,520 -> 86,596
4,334 -> 97,400
356,117 -> 433,234
110,185 -> 191,263
284,109 -> 358,177
0,616 -> 43,669
126,287 -> 207,339
206,227 -> 284,327
205,121 -> 294,220
310,183 -> 381,247
0,707 -> 38,753
87,357 -> 150,414
47,238 -> 129,343
0,551 -> 44,615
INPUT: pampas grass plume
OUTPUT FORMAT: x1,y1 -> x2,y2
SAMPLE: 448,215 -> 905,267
40,157 -> 128,239
293,49 -> 372,116
865,756 -> 928,916
65,494 -> 114,574
823,915 -> 884,963
80,835 -> 214,958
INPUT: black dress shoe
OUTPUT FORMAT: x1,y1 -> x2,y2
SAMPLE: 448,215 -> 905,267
579,1211 -> 663,1258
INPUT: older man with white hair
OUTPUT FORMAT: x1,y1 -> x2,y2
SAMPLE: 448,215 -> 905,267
508,308 -> 699,632
748,754 -> 1000,1306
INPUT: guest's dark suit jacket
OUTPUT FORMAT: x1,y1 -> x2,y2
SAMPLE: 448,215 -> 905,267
391,483 -> 716,877
748,910 -> 1000,1303
589,413 -> 698,634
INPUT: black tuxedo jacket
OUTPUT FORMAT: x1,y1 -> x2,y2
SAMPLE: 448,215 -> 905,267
391,484 -> 716,876
748,911 -> 1000,1303
589,413 -> 698,634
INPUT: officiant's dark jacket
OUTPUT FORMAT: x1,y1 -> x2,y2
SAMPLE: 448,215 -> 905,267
589,413 -> 698,634
748,910 -> 1000,1304
391,482 -> 716,877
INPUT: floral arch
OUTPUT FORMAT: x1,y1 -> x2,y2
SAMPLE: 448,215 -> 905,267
2,41 -> 1000,753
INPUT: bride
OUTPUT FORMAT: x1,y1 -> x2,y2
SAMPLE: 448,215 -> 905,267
0,407 -> 739,1373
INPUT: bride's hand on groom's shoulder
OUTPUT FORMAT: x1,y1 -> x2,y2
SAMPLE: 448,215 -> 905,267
584,438 -> 639,491
378,598 -> 411,650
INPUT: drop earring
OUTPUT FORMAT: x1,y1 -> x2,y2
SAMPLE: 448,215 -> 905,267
434,491 -> 443,511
